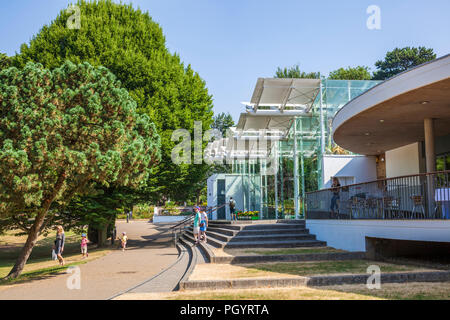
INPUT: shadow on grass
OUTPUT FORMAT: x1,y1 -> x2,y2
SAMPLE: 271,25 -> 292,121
242,260 -> 424,278
0,260 -> 88,287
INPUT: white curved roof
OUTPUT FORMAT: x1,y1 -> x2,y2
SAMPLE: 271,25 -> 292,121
332,54 -> 450,155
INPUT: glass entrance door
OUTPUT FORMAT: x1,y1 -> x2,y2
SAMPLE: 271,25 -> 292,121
217,179 -> 226,219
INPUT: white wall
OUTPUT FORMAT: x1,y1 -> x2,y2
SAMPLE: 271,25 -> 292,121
153,216 -> 187,223
225,175 -> 244,220
207,173 -> 245,220
385,142 -> 420,178
306,220 -> 450,252
322,155 -> 377,189
207,174 -> 218,210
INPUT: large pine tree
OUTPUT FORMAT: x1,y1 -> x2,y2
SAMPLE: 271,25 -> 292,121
0,61 -> 160,278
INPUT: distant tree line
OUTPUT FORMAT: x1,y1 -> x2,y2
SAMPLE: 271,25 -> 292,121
276,46 -> 437,81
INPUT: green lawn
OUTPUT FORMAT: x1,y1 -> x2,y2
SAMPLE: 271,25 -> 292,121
241,247 -> 344,256
119,282 -> 450,300
0,229 -> 110,283
244,260 -> 425,276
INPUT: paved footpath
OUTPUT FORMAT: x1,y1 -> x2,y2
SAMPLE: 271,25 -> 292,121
0,221 -> 179,300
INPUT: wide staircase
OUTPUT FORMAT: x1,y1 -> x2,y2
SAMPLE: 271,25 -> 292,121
183,220 -> 326,249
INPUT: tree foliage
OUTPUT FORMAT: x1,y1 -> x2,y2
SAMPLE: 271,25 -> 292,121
275,64 -> 321,79
212,112 -> 235,136
372,46 -> 436,80
0,61 -> 160,278
0,53 -> 11,71
12,0 -> 214,204
328,66 -> 371,80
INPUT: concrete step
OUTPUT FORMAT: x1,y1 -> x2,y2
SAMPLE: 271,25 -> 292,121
224,239 -> 327,249
230,233 -> 316,242
203,230 -> 233,242
186,227 -> 234,242
205,236 -> 326,249
240,223 -> 306,230
181,233 -> 213,263
236,228 -> 309,236
276,219 -> 306,224
206,224 -> 243,231
189,225 -> 309,237
205,226 -> 239,236
187,227 -> 316,245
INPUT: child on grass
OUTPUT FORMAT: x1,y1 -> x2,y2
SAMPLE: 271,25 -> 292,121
81,233 -> 88,258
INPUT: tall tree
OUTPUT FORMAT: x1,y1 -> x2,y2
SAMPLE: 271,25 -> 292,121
275,64 -> 321,79
0,53 -> 11,71
0,61 -> 160,279
328,66 -> 371,80
12,0 -> 214,204
212,112 -> 235,136
372,47 -> 436,80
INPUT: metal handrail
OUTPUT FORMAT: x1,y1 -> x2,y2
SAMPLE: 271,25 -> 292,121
306,170 -> 450,195
305,170 -> 450,220
171,204 -> 227,246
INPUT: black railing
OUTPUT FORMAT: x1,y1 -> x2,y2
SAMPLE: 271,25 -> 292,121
306,171 -> 450,220
170,204 -> 227,246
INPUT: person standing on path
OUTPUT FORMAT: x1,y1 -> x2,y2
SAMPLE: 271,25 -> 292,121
199,209 -> 208,243
81,233 -> 88,259
229,197 -> 237,221
193,206 -> 201,244
121,232 -> 128,252
53,226 -> 65,266
330,177 -> 341,218
111,226 -> 117,245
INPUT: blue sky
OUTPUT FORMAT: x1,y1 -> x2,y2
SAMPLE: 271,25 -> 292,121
1,0 -> 449,122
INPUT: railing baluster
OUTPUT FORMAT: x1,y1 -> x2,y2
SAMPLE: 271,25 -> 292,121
305,170 -> 449,221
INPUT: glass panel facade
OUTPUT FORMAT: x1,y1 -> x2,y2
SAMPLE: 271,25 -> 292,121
228,79 -> 381,219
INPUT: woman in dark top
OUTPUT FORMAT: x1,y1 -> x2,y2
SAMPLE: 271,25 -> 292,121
54,225 -> 65,266
330,177 -> 341,218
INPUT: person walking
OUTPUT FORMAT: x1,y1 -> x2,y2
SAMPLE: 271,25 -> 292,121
330,177 -> 341,218
193,206 -> 201,244
199,209 -> 208,243
111,226 -> 117,246
121,232 -> 128,251
53,226 -> 65,266
81,233 -> 88,259
229,197 -> 237,221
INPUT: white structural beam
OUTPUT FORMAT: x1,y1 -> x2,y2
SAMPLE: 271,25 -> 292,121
293,117 -> 299,219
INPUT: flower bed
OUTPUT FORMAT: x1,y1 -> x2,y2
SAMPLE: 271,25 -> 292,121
236,210 -> 259,220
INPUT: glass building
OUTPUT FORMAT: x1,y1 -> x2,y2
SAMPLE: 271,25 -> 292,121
205,78 -> 381,220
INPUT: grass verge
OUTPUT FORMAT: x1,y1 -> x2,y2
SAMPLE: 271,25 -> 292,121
189,260 -> 430,280
0,229 -> 111,286
114,282 -> 450,300
0,248 -> 110,286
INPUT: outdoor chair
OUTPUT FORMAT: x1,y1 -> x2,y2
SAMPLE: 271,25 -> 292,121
366,198 -> 381,218
410,195 -> 426,219
383,196 -> 401,219
351,196 -> 365,219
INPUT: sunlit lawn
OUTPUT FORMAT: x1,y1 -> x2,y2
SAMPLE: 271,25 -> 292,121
114,282 -> 450,300
189,260 -> 428,281
0,229 -> 111,284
